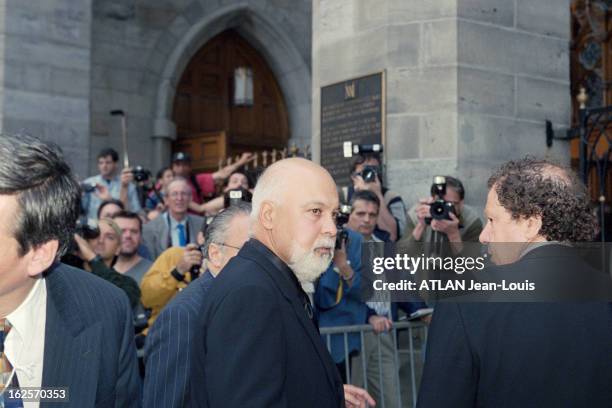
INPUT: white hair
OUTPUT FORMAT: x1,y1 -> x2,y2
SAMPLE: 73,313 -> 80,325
250,166 -> 285,229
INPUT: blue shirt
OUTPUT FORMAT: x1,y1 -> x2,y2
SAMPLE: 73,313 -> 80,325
314,229 -> 366,363
82,174 -> 142,221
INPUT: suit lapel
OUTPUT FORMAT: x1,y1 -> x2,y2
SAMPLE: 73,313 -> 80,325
160,213 -> 170,252
41,268 -> 102,408
242,242 -> 343,404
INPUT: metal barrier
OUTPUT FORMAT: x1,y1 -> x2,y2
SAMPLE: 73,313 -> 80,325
320,321 -> 428,408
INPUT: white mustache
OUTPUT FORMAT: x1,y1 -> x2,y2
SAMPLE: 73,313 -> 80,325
313,238 -> 335,251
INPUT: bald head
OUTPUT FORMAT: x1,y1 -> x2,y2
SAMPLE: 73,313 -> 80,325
251,158 -> 338,282
252,158 -> 337,220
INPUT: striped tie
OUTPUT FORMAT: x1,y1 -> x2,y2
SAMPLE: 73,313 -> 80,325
0,319 -> 23,408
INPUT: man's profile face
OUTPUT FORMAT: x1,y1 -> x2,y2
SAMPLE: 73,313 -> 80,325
0,195 -> 32,297
114,217 -> 141,257
479,187 -> 535,264
172,161 -> 191,178
98,155 -> 117,179
94,221 -> 121,262
166,180 -> 192,216
273,172 -> 338,282
348,199 -> 379,238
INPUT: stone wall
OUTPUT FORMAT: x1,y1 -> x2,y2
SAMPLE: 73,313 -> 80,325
0,0 -> 93,178
313,0 -> 571,212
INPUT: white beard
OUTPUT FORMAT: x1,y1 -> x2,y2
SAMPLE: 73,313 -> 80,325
288,238 -> 335,283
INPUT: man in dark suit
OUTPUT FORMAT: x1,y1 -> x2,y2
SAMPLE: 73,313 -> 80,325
142,178 -> 204,259
143,203 -> 252,408
0,134 -> 140,407
144,158 -> 374,407
417,157 -> 612,407
203,158 -> 374,408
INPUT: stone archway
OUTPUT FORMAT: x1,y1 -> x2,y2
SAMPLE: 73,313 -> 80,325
150,3 -> 311,170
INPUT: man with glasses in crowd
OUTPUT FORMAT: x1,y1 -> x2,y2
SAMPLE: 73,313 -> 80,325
142,178 -> 204,259
143,203 -> 251,407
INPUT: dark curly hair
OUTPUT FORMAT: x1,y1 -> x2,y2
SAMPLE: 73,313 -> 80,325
487,157 -> 597,242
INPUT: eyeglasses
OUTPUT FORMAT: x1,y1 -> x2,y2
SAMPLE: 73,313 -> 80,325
169,192 -> 191,198
217,242 -> 242,251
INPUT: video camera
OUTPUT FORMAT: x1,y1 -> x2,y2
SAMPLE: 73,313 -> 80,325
426,176 -> 456,224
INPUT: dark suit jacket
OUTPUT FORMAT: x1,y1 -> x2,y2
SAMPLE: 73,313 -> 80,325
200,239 -> 344,407
142,212 -> 204,259
143,271 -> 215,408
41,263 -> 141,408
417,244 -> 612,407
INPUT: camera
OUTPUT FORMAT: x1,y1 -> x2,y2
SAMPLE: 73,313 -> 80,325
132,166 -> 151,183
356,165 -> 379,183
224,188 -> 252,208
80,182 -> 97,194
343,142 -> 383,158
189,245 -> 204,280
335,204 -> 352,249
426,176 -> 456,224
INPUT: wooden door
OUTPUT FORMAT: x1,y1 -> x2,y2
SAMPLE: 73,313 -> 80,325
173,131 -> 227,173
172,29 -> 289,169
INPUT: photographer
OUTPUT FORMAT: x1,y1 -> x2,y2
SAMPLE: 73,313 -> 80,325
170,151 -> 255,209
81,147 -> 142,221
400,176 -> 483,255
69,218 -> 141,309
190,170 -> 253,216
350,153 -> 406,242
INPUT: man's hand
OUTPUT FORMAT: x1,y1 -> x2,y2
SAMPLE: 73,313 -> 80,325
73,233 -> 96,263
430,212 -> 460,239
120,167 -> 134,187
415,198 -> 434,226
332,239 -> 354,282
95,183 -> 112,201
353,175 -> 383,197
344,384 -> 376,408
176,244 -> 203,275
368,315 -> 393,333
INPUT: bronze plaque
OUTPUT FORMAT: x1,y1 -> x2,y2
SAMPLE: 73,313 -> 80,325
320,72 -> 385,187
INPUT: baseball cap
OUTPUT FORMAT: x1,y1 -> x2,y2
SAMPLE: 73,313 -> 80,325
172,152 -> 191,163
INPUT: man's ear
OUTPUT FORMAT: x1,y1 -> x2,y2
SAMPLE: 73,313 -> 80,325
207,243 -> 223,269
525,215 -> 543,241
26,240 -> 59,277
259,201 -> 276,230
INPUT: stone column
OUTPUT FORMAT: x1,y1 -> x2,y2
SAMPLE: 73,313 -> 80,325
312,0 -> 570,208
0,0 -> 93,178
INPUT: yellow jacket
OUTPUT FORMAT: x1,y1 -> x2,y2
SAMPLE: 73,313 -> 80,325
140,247 -> 197,332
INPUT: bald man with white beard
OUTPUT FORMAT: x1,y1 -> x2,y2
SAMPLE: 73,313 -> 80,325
197,159 -> 375,408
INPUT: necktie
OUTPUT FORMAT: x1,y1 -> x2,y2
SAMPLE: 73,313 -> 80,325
177,223 -> 187,247
0,319 -> 23,408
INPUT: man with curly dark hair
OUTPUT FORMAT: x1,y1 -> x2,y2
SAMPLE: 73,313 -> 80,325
417,157 -> 612,408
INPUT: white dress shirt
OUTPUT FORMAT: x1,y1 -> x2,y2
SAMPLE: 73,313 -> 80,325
5,277 -> 47,408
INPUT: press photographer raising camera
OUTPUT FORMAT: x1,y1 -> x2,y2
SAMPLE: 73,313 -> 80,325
350,154 -> 406,242
400,176 -> 483,254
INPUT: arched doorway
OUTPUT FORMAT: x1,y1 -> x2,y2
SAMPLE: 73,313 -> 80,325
171,29 -> 290,172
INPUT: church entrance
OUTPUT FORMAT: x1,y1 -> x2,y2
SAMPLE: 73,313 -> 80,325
172,29 -> 290,173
